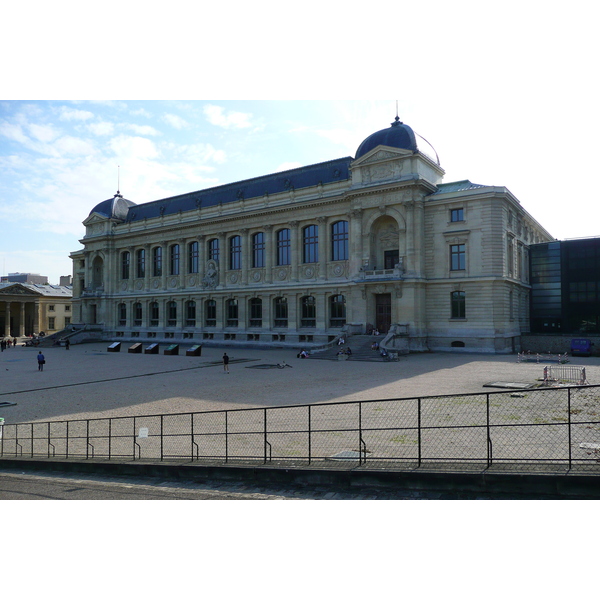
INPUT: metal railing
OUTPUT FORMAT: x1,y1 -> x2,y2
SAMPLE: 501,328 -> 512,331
2,385 -> 600,470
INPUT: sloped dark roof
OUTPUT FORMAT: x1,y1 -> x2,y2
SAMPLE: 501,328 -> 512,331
121,157 -> 352,222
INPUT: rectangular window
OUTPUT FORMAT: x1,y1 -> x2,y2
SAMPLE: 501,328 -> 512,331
277,229 -> 291,266
450,244 -> 466,271
65,305 -> 71,312
153,247 -> 162,277
450,208 -> 464,222
48,305 -> 55,312
226,299 -> 238,327
64,317 -> 71,327
331,221 -> 349,261
205,300 -> 216,327
249,298 -> 262,327
121,252 -> 130,279
230,236 -> 241,270
48,317 -> 55,330
137,249 -> 145,279
253,232 -> 265,268
451,291 -> 466,319
188,242 -> 199,274
170,244 -> 180,275
208,238 -> 219,261
303,225 -> 318,263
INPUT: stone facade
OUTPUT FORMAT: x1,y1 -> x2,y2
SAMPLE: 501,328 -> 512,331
0,283 -> 73,337
70,119 -> 553,353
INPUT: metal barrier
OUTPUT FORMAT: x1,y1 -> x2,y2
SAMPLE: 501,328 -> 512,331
2,385 -> 600,469
544,365 -> 588,385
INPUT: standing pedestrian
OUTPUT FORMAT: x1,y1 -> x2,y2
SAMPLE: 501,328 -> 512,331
223,352 -> 230,374
37,351 -> 45,371
65,338 -> 70,350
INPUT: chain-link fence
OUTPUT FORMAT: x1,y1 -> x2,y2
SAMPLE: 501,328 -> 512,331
2,385 -> 600,470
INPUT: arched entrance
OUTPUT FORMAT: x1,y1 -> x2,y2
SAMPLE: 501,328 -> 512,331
369,215 -> 404,270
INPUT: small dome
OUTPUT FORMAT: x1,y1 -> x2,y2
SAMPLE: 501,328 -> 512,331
355,116 -> 418,159
89,192 -> 136,220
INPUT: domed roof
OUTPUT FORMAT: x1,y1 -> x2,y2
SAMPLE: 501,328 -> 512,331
355,116 -> 418,159
89,192 -> 136,220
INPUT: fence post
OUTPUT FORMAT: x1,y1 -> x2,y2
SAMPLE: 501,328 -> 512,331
225,411 -> 229,463
264,408 -> 268,464
108,418 -> 112,461
568,388 -> 572,469
417,398 -> 422,466
86,420 -> 90,460
31,423 -> 34,457
66,421 -> 69,459
308,405 -> 312,465
160,415 -> 164,462
486,393 -> 492,468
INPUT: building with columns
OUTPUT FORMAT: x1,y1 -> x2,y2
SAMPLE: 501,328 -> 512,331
0,282 -> 73,338
70,117 -> 553,353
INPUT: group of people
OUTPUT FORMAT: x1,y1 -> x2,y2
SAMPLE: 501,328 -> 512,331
0,337 -> 18,351
337,347 -> 352,357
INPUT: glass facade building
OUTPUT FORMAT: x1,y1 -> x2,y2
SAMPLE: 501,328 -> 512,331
530,238 -> 600,333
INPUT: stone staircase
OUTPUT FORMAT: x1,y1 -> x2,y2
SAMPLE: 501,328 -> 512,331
309,335 -> 388,362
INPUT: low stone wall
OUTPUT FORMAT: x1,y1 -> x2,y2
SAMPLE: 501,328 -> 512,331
521,334 -> 600,356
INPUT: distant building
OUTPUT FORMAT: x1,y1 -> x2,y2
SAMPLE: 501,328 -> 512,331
60,275 -> 73,286
1,272 -> 48,285
0,283 -> 72,337
70,117 -> 554,353
530,237 -> 600,334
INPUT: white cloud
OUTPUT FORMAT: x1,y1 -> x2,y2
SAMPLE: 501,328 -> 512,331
203,104 -> 252,129
59,107 -> 94,121
27,123 -> 59,143
0,121 -> 29,144
88,121 -> 115,136
126,124 -> 160,136
110,135 -> 159,160
163,114 -> 188,130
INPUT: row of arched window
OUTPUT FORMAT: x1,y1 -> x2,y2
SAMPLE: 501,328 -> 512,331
117,295 -> 347,329
119,221 -> 349,280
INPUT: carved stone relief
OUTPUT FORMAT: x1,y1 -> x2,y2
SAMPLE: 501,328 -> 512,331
202,260 -> 219,289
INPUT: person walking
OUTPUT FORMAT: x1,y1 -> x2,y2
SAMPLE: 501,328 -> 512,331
223,352 -> 230,374
37,351 -> 45,371
65,338 -> 70,350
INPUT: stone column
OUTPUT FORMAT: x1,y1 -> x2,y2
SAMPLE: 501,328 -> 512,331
241,228 -> 249,285
1,301 -> 8,336
348,209 -> 363,277
317,216 -> 327,281
197,235 -> 205,288
218,232 -> 227,288
290,221 -> 299,282
20,302 -> 25,336
264,225 -> 273,284
144,244 -> 151,291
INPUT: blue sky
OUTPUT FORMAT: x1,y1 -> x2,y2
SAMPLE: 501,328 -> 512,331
2,3 -> 599,286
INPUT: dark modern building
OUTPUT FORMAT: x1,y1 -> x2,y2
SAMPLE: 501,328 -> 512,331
530,237 -> 600,334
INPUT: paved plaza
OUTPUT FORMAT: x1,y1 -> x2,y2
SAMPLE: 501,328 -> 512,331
1,341 -> 599,425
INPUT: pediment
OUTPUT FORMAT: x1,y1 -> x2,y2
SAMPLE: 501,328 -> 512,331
0,284 -> 41,297
83,213 -> 108,227
352,145 -> 413,167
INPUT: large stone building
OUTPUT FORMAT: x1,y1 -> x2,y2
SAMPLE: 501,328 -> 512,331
70,117 -> 553,353
0,282 -> 72,337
